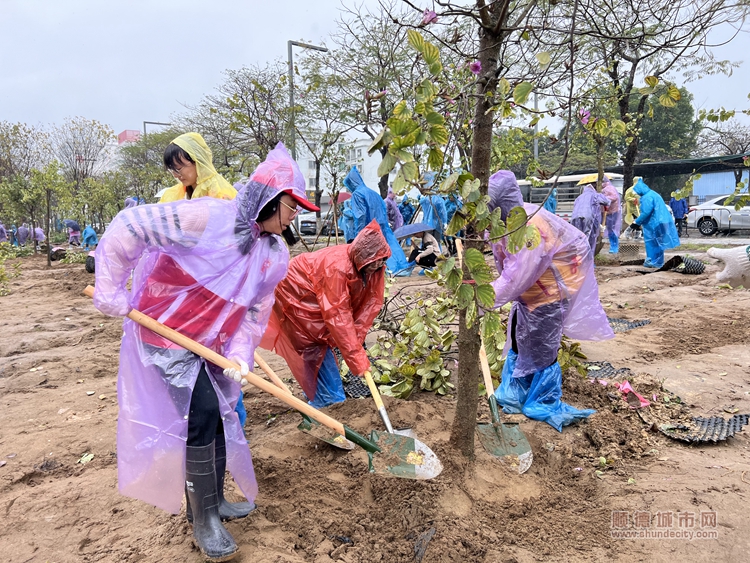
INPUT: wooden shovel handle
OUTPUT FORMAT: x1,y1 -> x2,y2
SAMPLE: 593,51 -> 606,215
83,285 -> 346,437
253,352 -> 292,394
478,344 -> 495,399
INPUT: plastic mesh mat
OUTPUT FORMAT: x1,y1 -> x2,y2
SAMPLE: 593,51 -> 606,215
583,361 -> 632,379
607,317 -> 651,333
658,414 -> 750,443
342,375 -> 371,399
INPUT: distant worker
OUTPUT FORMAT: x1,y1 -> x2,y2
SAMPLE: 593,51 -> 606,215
17,223 -> 29,246
338,199 -> 355,243
0,222 -> 7,243
408,229 -> 441,271
159,132 -> 237,203
261,220 -> 390,408
488,170 -> 614,431
82,225 -> 98,249
419,191 -> 448,247
543,187 -> 558,214
570,183 -> 610,253
343,166 -> 408,273
623,180 -> 642,240
632,178 -> 680,268
399,196 -> 415,225
669,192 -> 689,237
33,227 -> 46,245
385,187 -> 404,231
601,179 -> 622,254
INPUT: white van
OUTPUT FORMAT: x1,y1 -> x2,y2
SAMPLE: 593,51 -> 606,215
518,173 -> 624,222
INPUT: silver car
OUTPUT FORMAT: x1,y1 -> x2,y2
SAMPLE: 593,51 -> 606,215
686,195 -> 750,236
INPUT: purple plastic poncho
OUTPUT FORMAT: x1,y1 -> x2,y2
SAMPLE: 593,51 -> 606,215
0,222 -> 7,243
34,227 -> 45,242
17,224 -> 29,245
488,171 -> 614,379
570,185 -> 610,252
385,188 -> 404,231
601,179 -> 622,239
93,143 -> 303,514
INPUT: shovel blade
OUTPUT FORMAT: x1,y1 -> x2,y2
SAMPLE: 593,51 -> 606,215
477,422 -> 533,474
298,415 -> 356,450
367,430 -> 443,480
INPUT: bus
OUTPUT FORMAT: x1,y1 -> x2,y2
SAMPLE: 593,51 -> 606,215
518,173 -> 624,222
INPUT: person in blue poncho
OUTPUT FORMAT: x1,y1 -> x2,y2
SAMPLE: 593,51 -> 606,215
633,178 -> 680,268
398,196 -> 415,225
343,166 -> 408,273
669,192 -> 689,237
442,194 -> 462,255
337,200 -> 355,243
82,225 -> 98,250
543,188 -> 557,214
419,194 -> 447,242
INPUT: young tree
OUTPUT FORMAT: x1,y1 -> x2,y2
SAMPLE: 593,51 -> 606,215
118,129 -> 178,202
28,162 -> 71,265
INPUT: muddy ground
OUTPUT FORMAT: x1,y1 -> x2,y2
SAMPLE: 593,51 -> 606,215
1,244 -> 749,563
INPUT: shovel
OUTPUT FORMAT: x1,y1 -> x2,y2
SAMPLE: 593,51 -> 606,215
252,352 -> 355,451
363,371 -> 443,479
82,286 -> 441,479
477,344 -> 533,474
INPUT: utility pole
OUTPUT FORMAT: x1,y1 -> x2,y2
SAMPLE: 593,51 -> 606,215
287,40 -> 328,160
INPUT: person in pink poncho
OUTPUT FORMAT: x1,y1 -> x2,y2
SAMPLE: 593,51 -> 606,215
488,170 -> 614,431
92,143 -> 317,562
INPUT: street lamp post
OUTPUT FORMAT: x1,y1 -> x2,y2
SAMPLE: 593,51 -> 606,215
287,40 -> 328,160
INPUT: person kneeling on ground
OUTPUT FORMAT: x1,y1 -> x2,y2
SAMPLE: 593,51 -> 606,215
261,220 -> 390,408
92,143 -> 315,562
487,170 -> 615,431
408,229 -> 441,270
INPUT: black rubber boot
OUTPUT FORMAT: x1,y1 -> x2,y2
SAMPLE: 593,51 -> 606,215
215,437 -> 256,520
185,443 -> 239,562
186,438 -> 256,523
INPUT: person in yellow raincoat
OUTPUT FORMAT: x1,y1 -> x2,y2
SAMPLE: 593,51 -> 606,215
623,178 -> 642,239
159,132 -> 237,203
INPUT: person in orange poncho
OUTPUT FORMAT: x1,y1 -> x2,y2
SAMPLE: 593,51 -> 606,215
261,220 -> 390,407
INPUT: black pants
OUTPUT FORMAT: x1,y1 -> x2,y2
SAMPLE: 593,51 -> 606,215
409,248 -> 437,268
187,364 -> 224,447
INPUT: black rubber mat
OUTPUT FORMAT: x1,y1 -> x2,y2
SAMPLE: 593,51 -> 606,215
607,317 -> 651,333
659,414 -> 750,443
583,361 -> 632,379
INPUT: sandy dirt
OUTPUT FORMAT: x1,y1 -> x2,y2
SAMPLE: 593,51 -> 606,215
1,247 -> 749,563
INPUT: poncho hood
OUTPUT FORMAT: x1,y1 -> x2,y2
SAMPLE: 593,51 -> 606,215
349,219 -> 391,271
488,170 -> 524,221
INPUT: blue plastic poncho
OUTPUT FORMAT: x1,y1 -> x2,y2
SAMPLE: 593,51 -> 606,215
419,194 -> 448,242
488,170 -> 614,431
338,200 -> 356,243
571,185 -> 610,252
343,166 -> 408,273
633,179 -> 680,268
385,188 -> 404,231
82,225 -> 98,248
92,143 -> 302,514
669,196 -> 688,219
543,188 -> 558,214
601,180 -> 622,254
399,198 -> 415,225
444,195 -> 460,223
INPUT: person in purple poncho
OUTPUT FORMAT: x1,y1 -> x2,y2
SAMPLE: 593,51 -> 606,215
488,170 -> 614,431
17,223 -> 29,246
92,143 -> 317,562
385,187 -> 404,231
0,222 -> 7,243
600,178 -> 622,254
570,183 -> 611,253
33,227 -> 46,244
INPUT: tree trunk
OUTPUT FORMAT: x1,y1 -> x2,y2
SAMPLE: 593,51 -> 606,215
449,26 -> 503,459
46,190 -> 52,268
378,147 -> 389,199
596,137 -> 605,191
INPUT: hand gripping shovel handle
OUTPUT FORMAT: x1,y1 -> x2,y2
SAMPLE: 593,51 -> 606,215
363,371 -> 395,433
82,286 -> 379,454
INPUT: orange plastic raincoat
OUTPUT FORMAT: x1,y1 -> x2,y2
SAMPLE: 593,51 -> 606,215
261,220 -> 391,399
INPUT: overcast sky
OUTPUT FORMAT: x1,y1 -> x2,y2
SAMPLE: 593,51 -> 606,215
2,0 -> 748,136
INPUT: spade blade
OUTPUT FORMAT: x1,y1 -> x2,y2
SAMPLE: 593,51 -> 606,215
477,421 -> 533,474
367,430 -> 443,480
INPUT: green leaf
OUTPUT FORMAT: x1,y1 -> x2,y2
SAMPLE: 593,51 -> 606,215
367,128 -> 391,155
667,84 -> 681,101
377,152 -> 398,177
505,205 -> 528,233
392,100 -> 411,119
520,30 -> 530,41
535,52 -> 550,68
387,117 -> 415,137
513,82 -> 534,105
393,167 -> 408,191
466,300 -> 477,329
402,161 -> 419,182
498,78 -> 511,98
423,42 -> 442,75
395,149 -> 415,162
475,284 -> 495,309
658,93 -> 677,108
645,75 -> 659,88
425,111 -> 445,126
593,118 -> 608,137
446,267 -> 462,291
461,178 -> 480,200
457,283 -> 474,308
611,119 -> 626,135
446,211 -> 466,236
440,171 -> 459,193
429,124 -> 449,145
414,101 -> 427,115
427,147 -> 444,170
480,310 -> 501,342
407,30 -> 425,53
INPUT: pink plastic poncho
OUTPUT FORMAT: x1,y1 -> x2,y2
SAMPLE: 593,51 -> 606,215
489,171 -> 614,379
93,143 -> 304,514
570,184 -> 610,252
601,179 -> 622,239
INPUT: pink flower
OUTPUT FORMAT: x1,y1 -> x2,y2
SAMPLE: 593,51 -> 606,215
578,109 -> 590,125
469,61 -> 482,75
422,9 -> 438,25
